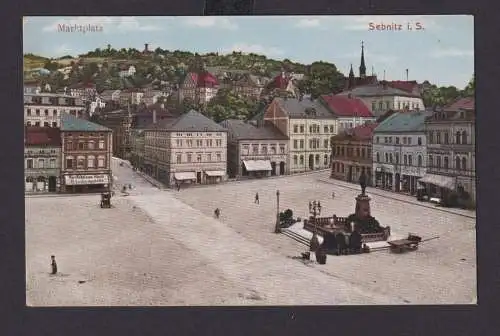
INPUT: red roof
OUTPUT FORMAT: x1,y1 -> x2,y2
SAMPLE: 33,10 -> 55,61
189,71 -> 218,88
321,94 -> 374,117
25,127 -> 61,146
445,97 -> 475,111
268,73 -> 289,90
387,80 -> 418,93
348,123 -> 378,140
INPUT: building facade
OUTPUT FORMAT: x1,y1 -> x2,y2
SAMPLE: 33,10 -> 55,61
24,127 -> 62,193
320,94 -> 377,132
422,97 -> 476,201
330,123 -> 377,185
264,97 -> 337,174
24,93 -> 85,127
179,71 -> 219,105
60,114 -> 113,193
220,119 -> 289,178
143,110 -> 227,187
372,111 -> 431,194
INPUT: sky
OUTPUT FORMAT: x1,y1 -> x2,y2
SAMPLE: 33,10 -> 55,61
23,16 -> 474,89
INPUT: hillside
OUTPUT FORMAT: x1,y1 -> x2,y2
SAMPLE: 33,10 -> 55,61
23,53 -> 50,70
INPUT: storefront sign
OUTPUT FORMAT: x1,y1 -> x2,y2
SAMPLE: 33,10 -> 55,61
65,174 -> 109,185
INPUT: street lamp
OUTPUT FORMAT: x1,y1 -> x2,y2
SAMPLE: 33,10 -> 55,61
309,200 -> 322,252
274,190 -> 281,233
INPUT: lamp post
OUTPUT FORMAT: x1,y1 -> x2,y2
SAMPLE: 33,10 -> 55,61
309,200 -> 322,251
274,190 -> 281,233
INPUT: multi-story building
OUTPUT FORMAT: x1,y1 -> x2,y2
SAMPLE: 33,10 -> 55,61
24,93 -> 86,127
60,114 -> 113,193
372,110 -> 431,194
320,94 -> 377,131
68,82 -> 97,100
421,97 -> 476,201
100,89 -> 121,103
330,123 -> 377,185
143,110 -> 227,187
219,119 -> 289,178
338,81 -> 425,118
24,127 -> 62,193
263,97 -> 337,174
120,88 -> 144,106
178,70 -> 219,105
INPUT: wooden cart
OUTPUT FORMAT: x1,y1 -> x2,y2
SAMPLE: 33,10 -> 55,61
100,192 -> 112,208
387,238 -> 420,253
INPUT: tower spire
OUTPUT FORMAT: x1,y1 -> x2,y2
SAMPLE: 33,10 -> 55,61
348,64 -> 355,89
359,41 -> 366,78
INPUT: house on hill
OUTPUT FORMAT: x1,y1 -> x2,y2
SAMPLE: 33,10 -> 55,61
320,94 -> 377,131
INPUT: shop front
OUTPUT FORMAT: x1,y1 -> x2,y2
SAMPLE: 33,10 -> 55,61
374,167 -> 393,190
418,174 -> 456,199
204,170 -> 226,184
25,170 -> 61,193
173,172 -> 197,187
62,173 -> 111,193
242,160 -> 272,178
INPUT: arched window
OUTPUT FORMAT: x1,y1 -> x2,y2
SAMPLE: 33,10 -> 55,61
293,155 -> 298,165
461,130 -> 467,144
26,121 -> 32,127
299,155 -> 304,165
385,153 -> 388,162
455,156 -> 460,169
417,155 -> 422,167
408,155 -> 413,166
462,157 -> 467,170
26,176 -> 34,182
315,154 -> 320,163
455,131 -> 461,144
444,156 -> 449,169
376,153 -> 380,162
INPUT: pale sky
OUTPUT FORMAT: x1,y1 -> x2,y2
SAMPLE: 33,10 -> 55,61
23,16 -> 474,89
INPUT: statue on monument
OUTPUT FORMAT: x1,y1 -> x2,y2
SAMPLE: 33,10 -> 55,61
358,169 -> 367,195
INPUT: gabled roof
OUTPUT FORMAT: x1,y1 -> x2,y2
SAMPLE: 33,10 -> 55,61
320,94 -> 374,118
146,110 -> 226,132
339,83 -> 421,98
25,127 -> 61,146
273,97 -> 334,119
374,110 -> 432,133
387,80 -> 419,94
444,97 -> 475,111
220,119 -> 288,141
187,71 -> 219,88
61,113 -> 111,132
332,123 -> 378,141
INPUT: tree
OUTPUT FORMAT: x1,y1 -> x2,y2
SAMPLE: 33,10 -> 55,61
43,60 -> 59,71
297,61 -> 345,98
205,104 -> 232,123
463,74 -> 475,97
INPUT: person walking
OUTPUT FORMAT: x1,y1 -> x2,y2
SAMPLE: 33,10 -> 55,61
214,208 -> 221,219
50,255 -> 57,275
254,192 -> 259,204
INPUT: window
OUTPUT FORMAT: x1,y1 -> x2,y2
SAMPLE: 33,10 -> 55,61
428,131 -> 434,144
77,156 -> 85,169
444,156 -> 449,169
44,122 -> 49,127
361,148 -> 366,158
293,155 -> 298,165
396,137 -> 400,144
216,153 -> 221,161
299,155 -> 304,164
300,125 -> 304,133
403,137 -> 407,144
87,156 -> 95,168
378,101 -> 383,110
78,142 -> 85,150
187,140 -> 193,147
428,155 -> 433,167
252,145 -> 258,154
398,102 -> 401,110
324,139 -> 329,148
408,155 -> 413,166
293,140 -> 298,149
44,109 -> 49,116
395,153 -> 399,164
407,137 -> 411,145
372,102 -> 376,111
35,122 -> 40,127
207,153 -> 211,162
455,131 -> 461,144
187,154 -> 192,162
262,146 -> 267,154
356,148 -> 360,157
26,121 -> 32,127
455,156 -> 460,169
324,126 -> 328,133
197,140 -> 203,147
36,109 -> 40,116
324,155 -> 328,165
385,153 -> 389,162
299,140 -> 304,149
270,147 -> 276,154
26,159 -> 33,169
52,122 -> 57,127
386,101 -> 390,109
88,141 -> 95,149
309,126 -> 313,133
65,158 -> 73,169
404,155 -> 408,165
329,125 -> 334,133
389,153 -> 393,163
436,132 -> 441,144
50,159 -> 56,168
280,146 -> 285,154
461,130 -> 467,144
376,136 -> 379,143
197,154 -> 202,162
418,155 -> 422,167
418,137 -> 422,146
98,140 -> 105,149
462,157 -> 467,170
376,153 -> 380,162
294,125 -> 298,133
27,108 -> 31,116
98,156 -> 105,168
436,156 -> 441,168
315,154 -> 320,163
53,109 -> 58,116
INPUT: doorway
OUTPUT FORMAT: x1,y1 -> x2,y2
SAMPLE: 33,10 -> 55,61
196,172 -> 202,184
279,162 -> 285,175
308,154 -> 314,170
348,166 -> 353,182
395,173 -> 401,192
48,176 -> 57,192
271,162 -> 277,176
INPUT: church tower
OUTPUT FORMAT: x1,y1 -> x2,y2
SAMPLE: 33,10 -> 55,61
359,41 -> 367,78
348,64 -> 355,89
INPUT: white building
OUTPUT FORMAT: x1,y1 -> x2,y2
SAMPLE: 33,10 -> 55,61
372,110 -> 431,194
338,82 -> 425,117
119,65 -> 136,78
89,96 -> 106,116
24,93 -> 86,127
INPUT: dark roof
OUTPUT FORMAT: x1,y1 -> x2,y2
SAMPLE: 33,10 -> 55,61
274,97 -> 334,119
61,113 -> 111,132
374,111 -> 432,133
339,83 -> 421,98
333,123 -> 378,141
386,80 -> 419,94
25,127 -> 61,146
320,94 -> 374,118
220,119 -> 288,140
146,110 -> 226,132
444,97 -> 475,111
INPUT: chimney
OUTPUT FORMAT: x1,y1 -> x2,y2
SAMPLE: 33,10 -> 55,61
153,110 -> 157,124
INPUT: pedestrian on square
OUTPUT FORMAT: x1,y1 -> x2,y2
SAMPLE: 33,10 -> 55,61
50,255 -> 57,275
254,192 -> 259,204
214,208 -> 220,219
332,191 -> 335,199
177,182 -> 181,191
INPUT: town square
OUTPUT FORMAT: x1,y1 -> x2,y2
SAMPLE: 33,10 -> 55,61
24,16 -> 475,306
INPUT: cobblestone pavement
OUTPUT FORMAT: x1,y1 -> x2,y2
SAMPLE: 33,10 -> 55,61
26,160 -> 476,305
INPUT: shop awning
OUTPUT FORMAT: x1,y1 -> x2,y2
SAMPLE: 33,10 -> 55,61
174,172 -> 196,180
243,160 -> 272,172
65,174 -> 110,186
418,174 -> 455,189
205,171 -> 225,177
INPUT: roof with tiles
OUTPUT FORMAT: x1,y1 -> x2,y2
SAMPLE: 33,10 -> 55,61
220,119 -> 288,141
267,73 -> 290,90
320,94 -> 374,118
61,113 -> 111,132
187,71 -> 219,88
374,110 -> 432,133
25,127 -> 61,146
386,80 -> 419,93
338,83 -> 421,98
273,97 -> 334,119
145,110 -> 226,132
333,123 -> 378,141
444,97 -> 475,111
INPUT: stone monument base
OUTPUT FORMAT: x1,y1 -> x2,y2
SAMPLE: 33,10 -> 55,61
355,193 -> 371,219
